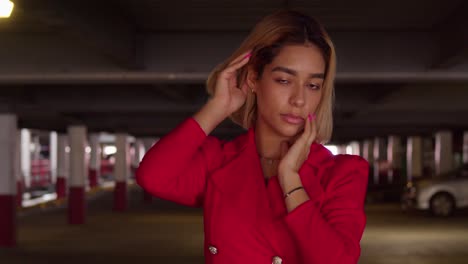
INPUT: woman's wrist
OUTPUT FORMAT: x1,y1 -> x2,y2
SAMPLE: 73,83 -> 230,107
278,171 -> 302,194
193,99 -> 229,135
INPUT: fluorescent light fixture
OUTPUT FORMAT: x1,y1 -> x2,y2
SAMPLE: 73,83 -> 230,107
103,145 -> 117,155
0,0 -> 14,18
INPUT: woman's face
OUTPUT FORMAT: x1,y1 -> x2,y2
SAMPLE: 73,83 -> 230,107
252,44 -> 325,139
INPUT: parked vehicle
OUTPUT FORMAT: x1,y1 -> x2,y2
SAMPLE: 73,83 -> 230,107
401,164 -> 468,217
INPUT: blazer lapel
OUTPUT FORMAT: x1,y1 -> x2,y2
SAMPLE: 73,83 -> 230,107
208,127 -> 273,224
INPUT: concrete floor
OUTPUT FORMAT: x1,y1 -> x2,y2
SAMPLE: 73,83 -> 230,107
1,186 -> 468,264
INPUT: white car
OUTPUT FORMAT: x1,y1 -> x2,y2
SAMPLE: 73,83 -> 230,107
401,164 -> 468,217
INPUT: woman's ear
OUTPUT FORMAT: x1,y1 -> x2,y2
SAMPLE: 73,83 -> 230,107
245,68 -> 258,92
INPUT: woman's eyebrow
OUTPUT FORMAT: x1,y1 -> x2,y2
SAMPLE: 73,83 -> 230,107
271,66 -> 324,79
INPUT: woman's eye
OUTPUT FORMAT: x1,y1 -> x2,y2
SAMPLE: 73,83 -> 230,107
276,79 -> 289,85
308,83 -> 320,90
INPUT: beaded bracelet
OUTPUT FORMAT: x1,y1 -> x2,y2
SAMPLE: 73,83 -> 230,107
283,186 -> 304,199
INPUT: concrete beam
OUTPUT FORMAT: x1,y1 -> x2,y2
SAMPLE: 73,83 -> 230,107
14,0 -> 139,69
430,2 -> 468,69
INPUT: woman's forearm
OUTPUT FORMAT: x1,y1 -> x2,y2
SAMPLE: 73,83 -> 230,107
193,98 -> 229,135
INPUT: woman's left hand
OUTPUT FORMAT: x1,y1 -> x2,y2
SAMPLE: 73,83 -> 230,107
278,114 -> 317,188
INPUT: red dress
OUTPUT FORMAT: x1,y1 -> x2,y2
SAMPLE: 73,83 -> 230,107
136,117 -> 369,264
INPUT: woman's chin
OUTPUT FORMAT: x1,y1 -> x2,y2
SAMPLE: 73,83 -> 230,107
277,124 -> 303,138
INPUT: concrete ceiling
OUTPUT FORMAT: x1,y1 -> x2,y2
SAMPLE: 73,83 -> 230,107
0,0 -> 467,143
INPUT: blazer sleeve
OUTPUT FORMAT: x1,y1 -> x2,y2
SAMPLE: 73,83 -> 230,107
284,155 -> 369,264
135,117 -> 223,207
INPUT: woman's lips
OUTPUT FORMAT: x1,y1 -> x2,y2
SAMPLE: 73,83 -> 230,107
281,114 -> 304,125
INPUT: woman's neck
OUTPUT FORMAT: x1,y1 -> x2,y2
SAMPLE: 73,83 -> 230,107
254,119 -> 288,159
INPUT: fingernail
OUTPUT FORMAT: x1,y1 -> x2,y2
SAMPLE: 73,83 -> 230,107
311,114 -> 316,120
243,53 -> 252,59
308,114 -> 312,121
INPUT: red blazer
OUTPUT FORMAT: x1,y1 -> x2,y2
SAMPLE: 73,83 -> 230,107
136,117 -> 369,264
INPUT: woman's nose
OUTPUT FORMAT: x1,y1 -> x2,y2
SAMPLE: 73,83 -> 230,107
290,86 -> 305,107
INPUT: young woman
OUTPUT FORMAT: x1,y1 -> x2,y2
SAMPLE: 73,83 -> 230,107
137,10 -> 369,264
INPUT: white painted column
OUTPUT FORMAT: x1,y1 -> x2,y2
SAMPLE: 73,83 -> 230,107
362,139 -> 374,185
348,141 -> 360,156
387,136 -> 403,184
32,135 -> 40,161
30,134 -> 43,188
56,134 -> 69,199
462,131 -> 468,164
67,126 -> 87,224
142,138 -> 159,153
114,133 -> 130,211
131,139 -> 145,175
49,131 -> 58,184
435,131 -> 454,176
20,129 -> 31,188
141,138 -> 156,203
0,114 -> 17,247
136,140 -> 146,164
336,145 -> 347,155
362,140 -> 374,162
88,133 -> 101,188
373,137 -> 387,185
407,136 -> 423,182
15,130 -> 23,207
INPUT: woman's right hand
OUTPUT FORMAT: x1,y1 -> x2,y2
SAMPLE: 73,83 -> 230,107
211,50 -> 252,116
194,50 -> 252,135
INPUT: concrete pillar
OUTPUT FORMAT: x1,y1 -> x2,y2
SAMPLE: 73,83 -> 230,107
348,141 -> 360,156
362,139 -> 374,185
0,114 -> 17,247
15,131 -> 23,207
88,134 -> 101,188
407,136 -> 423,182
31,134 -> 42,188
67,126 -> 87,225
422,138 -> 435,177
114,133 -> 130,211
387,136 -> 403,184
435,131 -> 453,176
49,132 -> 58,185
362,140 -> 374,162
337,145 -> 347,155
20,129 -> 31,188
373,137 -> 387,185
32,135 -> 40,161
130,144 -> 137,176
462,131 -> 468,164
56,134 -> 69,199
142,138 -> 156,151
141,138 -> 156,203
131,139 -> 145,174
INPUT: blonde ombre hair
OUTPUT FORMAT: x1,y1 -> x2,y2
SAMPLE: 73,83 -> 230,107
206,10 -> 336,144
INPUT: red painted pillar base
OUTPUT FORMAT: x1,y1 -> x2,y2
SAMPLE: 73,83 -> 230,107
143,191 -> 152,203
88,169 -> 98,188
113,181 -> 127,212
16,181 -> 23,207
68,187 -> 85,225
0,195 -> 16,247
56,177 -> 67,199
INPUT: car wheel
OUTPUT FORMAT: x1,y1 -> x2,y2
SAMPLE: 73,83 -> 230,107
430,192 -> 455,217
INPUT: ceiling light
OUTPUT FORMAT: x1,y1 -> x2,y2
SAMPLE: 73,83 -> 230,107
0,0 -> 14,18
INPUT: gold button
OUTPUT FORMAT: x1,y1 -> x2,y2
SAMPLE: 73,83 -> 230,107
208,245 -> 218,255
272,256 -> 282,264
